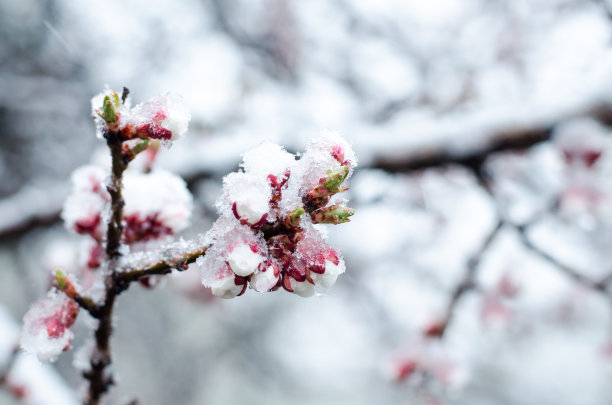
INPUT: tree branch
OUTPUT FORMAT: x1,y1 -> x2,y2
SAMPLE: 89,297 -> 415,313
118,246 -> 208,284
428,220 -> 504,338
372,104 -> 612,174
85,128 -> 128,405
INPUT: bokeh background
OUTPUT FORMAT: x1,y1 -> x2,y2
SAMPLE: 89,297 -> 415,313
3,0 -> 612,404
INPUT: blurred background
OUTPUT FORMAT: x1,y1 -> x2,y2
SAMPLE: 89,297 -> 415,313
3,0 -> 612,404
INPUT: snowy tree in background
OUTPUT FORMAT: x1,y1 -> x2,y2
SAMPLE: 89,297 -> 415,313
16,88 -> 356,404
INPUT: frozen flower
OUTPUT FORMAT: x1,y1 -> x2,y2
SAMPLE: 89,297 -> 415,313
123,169 -> 193,243
91,88 -> 190,142
199,131 -> 355,298
63,166 -> 193,245
21,291 -> 79,361
222,172 -> 271,227
249,261 -> 280,292
227,243 -> 264,277
210,264 -> 247,299
62,165 -> 108,239
122,93 -> 190,141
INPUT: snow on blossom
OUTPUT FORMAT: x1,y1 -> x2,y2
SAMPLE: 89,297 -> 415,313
280,130 -> 357,216
121,93 -> 190,141
198,131 -> 355,298
91,89 -> 190,142
62,166 -> 193,246
221,172 -> 271,227
61,165 -> 108,239
122,169 -> 193,243
241,142 -> 295,180
21,291 -> 79,362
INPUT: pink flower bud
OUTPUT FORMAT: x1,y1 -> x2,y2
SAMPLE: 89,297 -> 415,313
123,93 -> 190,141
21,292 -> 79,361
123,213 -> 174,244
250,261 -> 280,292
210,265 -> 247,299
227,243 -> 264,277
288,277 -> 315,298
310,258 -> 342,289
232,201 -> 269,228
330,144 -> 350,166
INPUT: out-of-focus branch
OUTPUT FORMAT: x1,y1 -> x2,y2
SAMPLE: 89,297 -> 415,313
514,225 -> 611,295
372,104 -> 612,174
2,103 -> 612,243
427,220 -> 504,338
0,181 -> 67,243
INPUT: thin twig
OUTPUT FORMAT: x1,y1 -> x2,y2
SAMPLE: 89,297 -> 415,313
118,246 -> 208,284
515,224 -> 609,295
428,220 -> 504,338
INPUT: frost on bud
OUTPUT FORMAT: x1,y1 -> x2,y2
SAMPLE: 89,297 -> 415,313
210,265 -> 247,299
62,165 -> 108,239
288,277 -> 315,298
223,172 -> 271,227
250,261 -> 280,292
91,88 -> 190,143
122,169 -> 193,243
310,204 -> 355,224
310,258 -> 342,289
123,93 -> 190,141
21,291 -> 79,361
241,142 -> 295,180
227,243 -> 264,277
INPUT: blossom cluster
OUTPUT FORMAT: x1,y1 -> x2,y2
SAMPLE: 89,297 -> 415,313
198,132 -> 357,298
21,90 -> 195,363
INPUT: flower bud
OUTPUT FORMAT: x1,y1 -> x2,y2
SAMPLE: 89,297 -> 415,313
100,93 -> 120,123
310,259 -> 342,289
227,243 -> 264,277
306,166 -> 350,207
21,292 -> 79,361
310,204 -> 355,224
53,270 -> 78,299
250,261 -> 280,292
124,93 -> 190,141
284,206 -> 305,228
211,273 -> 246,299
289,277 -> 315,298
232,201 -> 269,228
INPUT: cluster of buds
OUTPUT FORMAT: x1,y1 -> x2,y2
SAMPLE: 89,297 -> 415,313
198,132 -> 357,298
92,88 -> 190,142
21,274 -> 80,361
62,165 -> 193,269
